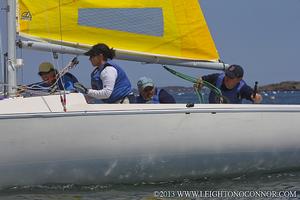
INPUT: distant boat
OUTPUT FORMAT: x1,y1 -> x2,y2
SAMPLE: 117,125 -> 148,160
0,0 -> 300,187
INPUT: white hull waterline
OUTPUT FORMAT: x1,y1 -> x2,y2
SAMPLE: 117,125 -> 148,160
0,93 -> 300,187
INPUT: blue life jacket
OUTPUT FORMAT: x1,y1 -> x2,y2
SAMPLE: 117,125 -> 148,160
151,88 -> 160,103
91,61 -> 132,103
209,73 -> 245,103
36,72 -> 78,91
136,88 -> 161,103
57,72 -> 78,91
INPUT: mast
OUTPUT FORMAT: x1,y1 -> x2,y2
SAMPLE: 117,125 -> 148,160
7,0 -> 17,96
0,18 -> 3,94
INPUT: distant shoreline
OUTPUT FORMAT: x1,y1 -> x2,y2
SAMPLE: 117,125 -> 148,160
258,81 -> 300,91
159,81 -> 300,93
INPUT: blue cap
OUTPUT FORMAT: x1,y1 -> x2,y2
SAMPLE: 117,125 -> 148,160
137,77 -> 154,90
225,64 -> 244,78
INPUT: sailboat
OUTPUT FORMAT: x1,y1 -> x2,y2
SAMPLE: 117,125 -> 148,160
0,0 -> 300,187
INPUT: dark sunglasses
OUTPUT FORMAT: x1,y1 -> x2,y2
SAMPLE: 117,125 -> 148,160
38,70 -> 54,76
143,86 -> 154,92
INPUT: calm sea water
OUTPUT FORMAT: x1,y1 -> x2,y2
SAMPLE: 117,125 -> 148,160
172,90 -> 300,105
0,91 -> 299,200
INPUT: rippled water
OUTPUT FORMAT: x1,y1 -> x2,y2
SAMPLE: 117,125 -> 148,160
1,170 -> 299,199
172,90 -> 300,105
0,91 -> 299,199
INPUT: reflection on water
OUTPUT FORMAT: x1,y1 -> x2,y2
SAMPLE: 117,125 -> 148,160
172,90 -> 300,104
0,170 -> 299,199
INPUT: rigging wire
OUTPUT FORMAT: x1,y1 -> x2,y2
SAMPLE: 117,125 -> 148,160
27,0 -> 69,111
58,0 -> 67,112
0,5 -> 6,95
0,22 -> 3,93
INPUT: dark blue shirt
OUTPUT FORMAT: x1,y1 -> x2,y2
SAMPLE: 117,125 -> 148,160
202,73 -> 254,103
29,72 -> 78,92
136,88 -> 176,103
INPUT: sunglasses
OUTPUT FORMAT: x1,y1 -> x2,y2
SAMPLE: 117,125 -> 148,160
143,86 -> 154,92
38,70 -> 54,76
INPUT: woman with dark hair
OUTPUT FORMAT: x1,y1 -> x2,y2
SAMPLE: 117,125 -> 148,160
74,43 -> 134,103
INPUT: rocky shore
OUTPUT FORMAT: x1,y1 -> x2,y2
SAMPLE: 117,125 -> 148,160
258,81 -> 300,91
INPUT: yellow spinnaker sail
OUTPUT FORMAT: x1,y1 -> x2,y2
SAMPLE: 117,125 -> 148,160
18,0 -> 219,61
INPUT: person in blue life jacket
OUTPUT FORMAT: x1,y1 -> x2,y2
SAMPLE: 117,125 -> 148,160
136,77 -> 176,104
21,62 -> 78,94
74,43 -> 134,104
198,64 -> 262,104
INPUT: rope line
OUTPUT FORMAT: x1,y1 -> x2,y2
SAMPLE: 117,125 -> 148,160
163,65 -> 223,103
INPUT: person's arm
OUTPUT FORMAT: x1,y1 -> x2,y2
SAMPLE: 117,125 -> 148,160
159,89 -> 176,103
201,73 -> 219,85
194,73 -> 219,90
87,66 -> 117,99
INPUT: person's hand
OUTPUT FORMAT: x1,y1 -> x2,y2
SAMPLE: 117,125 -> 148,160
194,77 -> 203,90
50,84 -> 58,94
16,85 -> 27,96
251,93 -> 262,104
74,82 -> 88,94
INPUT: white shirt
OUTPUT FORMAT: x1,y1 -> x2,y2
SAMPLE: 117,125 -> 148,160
87,66 -> 117,99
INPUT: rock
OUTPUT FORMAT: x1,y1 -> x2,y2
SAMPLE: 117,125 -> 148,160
259,81 -> 300,91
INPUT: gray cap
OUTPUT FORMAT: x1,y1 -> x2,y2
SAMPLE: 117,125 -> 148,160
137,77 -> 154,90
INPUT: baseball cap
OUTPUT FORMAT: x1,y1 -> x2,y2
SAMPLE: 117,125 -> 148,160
225,64 -> 244,78
84,43 -> 110,57
137,77 -> 154,90
38,62 -> 55,75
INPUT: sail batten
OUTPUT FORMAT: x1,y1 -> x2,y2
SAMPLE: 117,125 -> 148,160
18,0 -> 219,61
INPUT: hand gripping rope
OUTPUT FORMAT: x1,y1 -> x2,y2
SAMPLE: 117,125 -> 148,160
163,66 -> 223,103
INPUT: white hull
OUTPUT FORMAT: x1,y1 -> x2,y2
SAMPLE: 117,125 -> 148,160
0,93 -> 300,187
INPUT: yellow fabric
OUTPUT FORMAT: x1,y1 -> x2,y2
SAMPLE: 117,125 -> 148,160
18,0 -> 219,61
